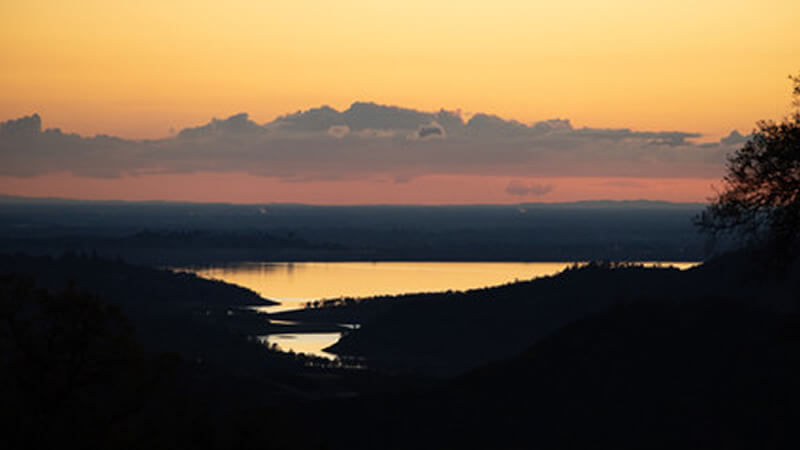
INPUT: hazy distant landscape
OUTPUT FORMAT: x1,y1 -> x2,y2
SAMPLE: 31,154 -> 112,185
0,196 -> 706,264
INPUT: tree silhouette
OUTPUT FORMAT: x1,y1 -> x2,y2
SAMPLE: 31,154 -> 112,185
696,74 -> 800,257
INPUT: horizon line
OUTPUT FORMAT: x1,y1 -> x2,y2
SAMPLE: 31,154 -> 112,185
0,193 -> 707,208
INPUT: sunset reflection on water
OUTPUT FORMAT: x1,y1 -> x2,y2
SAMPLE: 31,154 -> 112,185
178,261 -> 699,358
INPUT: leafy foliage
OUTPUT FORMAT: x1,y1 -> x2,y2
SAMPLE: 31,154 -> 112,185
697,74 -> 800,254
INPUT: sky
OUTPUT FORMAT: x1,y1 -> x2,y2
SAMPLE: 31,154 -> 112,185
1,1 -> 799,204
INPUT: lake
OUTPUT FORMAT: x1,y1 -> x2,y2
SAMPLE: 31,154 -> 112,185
177,261 -> 699,358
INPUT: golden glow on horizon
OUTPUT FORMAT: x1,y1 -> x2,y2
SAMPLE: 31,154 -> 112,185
2,1 -> 799,139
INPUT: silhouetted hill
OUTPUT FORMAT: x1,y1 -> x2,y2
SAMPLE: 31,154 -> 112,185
3,249 -> 799,448
320,263 -> 702,376
310,298 -> 800,449
0,253 -> 292,368
0,275 -> 334,449
0,252 -> 275,308
278,255 -> 798,376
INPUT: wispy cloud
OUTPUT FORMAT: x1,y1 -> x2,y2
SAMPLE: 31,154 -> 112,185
505,180 -> 554,196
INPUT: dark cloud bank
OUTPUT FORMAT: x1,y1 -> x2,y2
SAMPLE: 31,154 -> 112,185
0,102 -> 749,180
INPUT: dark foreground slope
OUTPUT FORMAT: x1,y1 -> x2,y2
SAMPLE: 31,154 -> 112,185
0,275 -> 332,449
0,254 -> 385,383
0,257 -> 405,449
3,250 -> 799,449
0,253 -> 278,357
311,298 -> 800,449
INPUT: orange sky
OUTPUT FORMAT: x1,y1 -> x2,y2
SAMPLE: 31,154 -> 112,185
0,173 -> 718,204
2,1 -> 798,140
1,1 -> 798,204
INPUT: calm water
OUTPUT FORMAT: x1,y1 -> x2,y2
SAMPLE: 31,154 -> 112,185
178,261 -> 699,358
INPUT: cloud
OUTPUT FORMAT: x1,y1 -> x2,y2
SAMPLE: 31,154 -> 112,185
343,102 -> 433,131
0,113 -> 42,137
0,103 -> 745,181
271,106 -> 346,132
327,125 -> 350,138
415,122 -> 445,139
720,130 -> 748,146
178,113 -> 263,138
466,113 -> 531,137
505,180 -> 554,196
